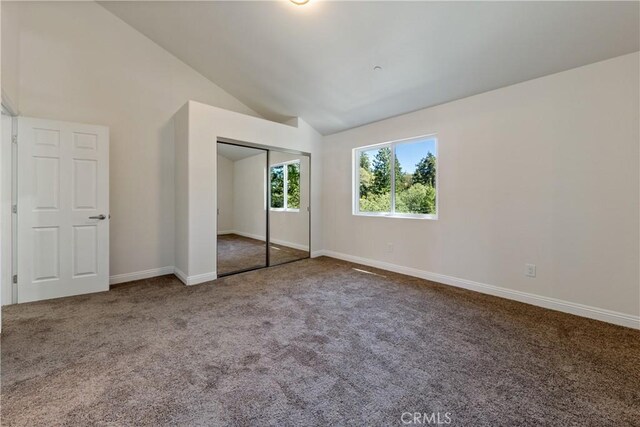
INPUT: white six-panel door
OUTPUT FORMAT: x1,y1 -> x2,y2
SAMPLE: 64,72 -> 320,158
17,117 -> 109,303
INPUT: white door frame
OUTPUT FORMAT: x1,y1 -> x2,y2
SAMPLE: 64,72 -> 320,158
1,105 -> 17,307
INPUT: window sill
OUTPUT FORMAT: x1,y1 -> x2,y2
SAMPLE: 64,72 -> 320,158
270,208 -> 300,213
353,212 -> 438,220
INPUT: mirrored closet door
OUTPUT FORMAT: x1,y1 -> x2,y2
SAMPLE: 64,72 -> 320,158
216,140 -> 310,277
268,151 -> 310,266
216,142 -> 268,276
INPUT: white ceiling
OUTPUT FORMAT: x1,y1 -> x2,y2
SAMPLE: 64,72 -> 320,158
101,1 -> 639,135
217,142 -> 265,161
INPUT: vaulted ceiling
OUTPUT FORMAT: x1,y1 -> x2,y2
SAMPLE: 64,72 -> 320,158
100,1 -> 639,135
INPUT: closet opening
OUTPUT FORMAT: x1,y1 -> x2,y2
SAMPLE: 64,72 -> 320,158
216,138 -> 310,277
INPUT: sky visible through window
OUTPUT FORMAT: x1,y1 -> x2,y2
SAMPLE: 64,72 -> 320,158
362,138 -> 436,173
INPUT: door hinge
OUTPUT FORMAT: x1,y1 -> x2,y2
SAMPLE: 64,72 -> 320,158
12,204 -> 17,214
11,135 -> 17,144
12,275 -> 17,284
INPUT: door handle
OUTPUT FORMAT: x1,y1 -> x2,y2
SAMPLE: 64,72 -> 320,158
89,214 -> 107,220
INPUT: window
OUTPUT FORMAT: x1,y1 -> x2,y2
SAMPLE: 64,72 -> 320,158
270,160 -> 300,211
354,136 -> 437,219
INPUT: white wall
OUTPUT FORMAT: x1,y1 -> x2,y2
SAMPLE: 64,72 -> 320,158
1,1 -> 259,283
174,101 -> 323,284
173,106 -> 189,283
216,154 -> 234,233
0,0 -> 3,320
1,1 -> 19,112
232,152 -> 267,239
322,53 -> 639,327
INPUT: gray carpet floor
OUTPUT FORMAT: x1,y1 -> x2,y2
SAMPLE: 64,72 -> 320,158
1,257 -> 639,426
217,234 -> 309,275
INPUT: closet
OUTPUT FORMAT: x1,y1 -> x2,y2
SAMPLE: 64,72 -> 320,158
216,140 -> 310,276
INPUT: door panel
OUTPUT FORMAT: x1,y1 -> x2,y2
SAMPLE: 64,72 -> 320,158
73,225 -> 98,277
73,159 -> 97,209
33,226 -> 60,281
216,142 -> 268,276
17,117 -> 109,303
34,156 -> 60,210
268,152 -> 310,267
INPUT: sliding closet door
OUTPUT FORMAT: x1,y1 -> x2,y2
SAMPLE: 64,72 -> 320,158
268,151 -> 310,266
216,143 -> 267,276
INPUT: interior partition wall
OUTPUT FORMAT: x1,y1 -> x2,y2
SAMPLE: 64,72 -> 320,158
216,138 -> 310,277
173,101 -> 322,286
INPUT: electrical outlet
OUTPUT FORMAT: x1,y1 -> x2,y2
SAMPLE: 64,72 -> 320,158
525,264 -> 536,278
387,243 -> 394,253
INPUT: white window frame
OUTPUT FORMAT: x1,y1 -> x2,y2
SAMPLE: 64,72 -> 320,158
352,134 -> 438,220
270,159 -> 300,212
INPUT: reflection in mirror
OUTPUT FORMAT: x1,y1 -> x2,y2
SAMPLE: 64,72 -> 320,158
216,142 -> 267,276
269,151 -> 310,266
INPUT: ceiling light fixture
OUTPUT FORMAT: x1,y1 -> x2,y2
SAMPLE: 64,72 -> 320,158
290,0 -> 310,5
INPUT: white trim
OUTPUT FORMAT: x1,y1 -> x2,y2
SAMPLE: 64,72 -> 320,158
353,135 -> 438,219
320,250 -> 640,330
353,133 -> 438,152
173,267 -> 216,286
231,230 -> 265,241
353,212 -> 437,220
173,267 -> 188,285
217,230 -> 234,235
270,159 -> 301,168
269,208 -> 300,213
269,159 -> 300,210
1,113 -> 14,308
109,266 -> 175,285
270,238 -> 308,252
1,89 -> 19,117
229,230 -> 309,252
186,271 -> 217,286
111,266 -> 217,286
10,117 -> 17,304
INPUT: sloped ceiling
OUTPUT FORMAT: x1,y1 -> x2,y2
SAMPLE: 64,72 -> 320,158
101,1 -> 639,135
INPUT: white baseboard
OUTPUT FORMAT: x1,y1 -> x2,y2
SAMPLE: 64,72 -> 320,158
319,250 -> 640,330
111,266 -> 216,286
217,230 -> 234,235
229,230 -> 309,252
231,230 -> 265,241
173,267 -> 188,285
109,266 -> 175,285
270,238 -> 309,252
173,267 -> 216,286
187,271 -> 217,286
